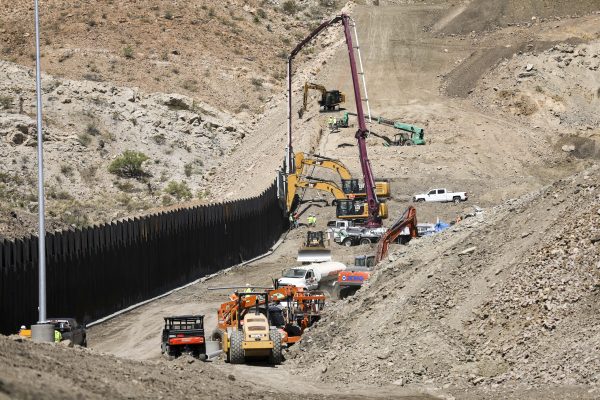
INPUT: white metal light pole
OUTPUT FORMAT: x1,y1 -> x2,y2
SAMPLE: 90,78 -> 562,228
31,0 -> 52,342
33,0 -> 48,329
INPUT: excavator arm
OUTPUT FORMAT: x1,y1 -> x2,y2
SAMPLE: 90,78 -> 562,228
286,173 -> 348,210
375,206 -> 418,263
294,152 -> 353,180
295,152 -> 390,198
295,177 -> 348,201
303,82 -> 328,113
286,16 -> 343,173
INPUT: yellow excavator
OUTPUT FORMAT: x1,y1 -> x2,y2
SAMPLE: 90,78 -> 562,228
286,173 -> 388,221
302,82 -> 345,113
294,152 -> 390,199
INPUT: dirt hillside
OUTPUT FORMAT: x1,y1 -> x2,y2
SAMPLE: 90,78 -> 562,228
436,0 -> 600,35
0,0 -> 346,238
0,0 -> 340,114
290,164 -> 600,394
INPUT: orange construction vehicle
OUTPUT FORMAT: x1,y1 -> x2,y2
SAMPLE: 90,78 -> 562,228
210,286 -> 325,364
337,255 -> 375,299
375,206 -> 418,263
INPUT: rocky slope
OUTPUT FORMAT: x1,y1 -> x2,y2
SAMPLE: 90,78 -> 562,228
0,61 -> 244,238
289,165 -> 600,394
0,0 -> 348,238
0,0 -> 341,115
473,40 -> 600,159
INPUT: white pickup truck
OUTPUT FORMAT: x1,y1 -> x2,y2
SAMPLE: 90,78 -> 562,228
413,188 -> 467,203
278,261 -> 347,290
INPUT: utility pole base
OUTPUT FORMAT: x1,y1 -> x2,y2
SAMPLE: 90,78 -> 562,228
31,323 -> 54,343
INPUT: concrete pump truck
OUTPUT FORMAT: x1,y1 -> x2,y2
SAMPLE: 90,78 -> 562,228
279,14 -> 386,227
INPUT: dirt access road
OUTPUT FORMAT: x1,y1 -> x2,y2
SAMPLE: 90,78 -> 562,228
87,229 -> 435,400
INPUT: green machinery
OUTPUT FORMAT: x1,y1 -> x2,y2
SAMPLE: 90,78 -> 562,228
338,112 -> 425,146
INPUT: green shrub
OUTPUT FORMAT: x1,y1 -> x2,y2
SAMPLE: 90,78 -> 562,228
282,1 -> 298,15
184,163 -> 193,177
123,45 -> 134,59
108,150 -> 149,178
60,164 -> 73,176
162,194 -> 174,206
164,180 -> 192,200
0,95 -> 12,109
77,133 -> 92,147
196,189 -> 209,199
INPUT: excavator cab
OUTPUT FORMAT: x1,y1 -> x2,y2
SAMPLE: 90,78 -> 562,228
336,199 -> 388,221
341,179 -> 361,195
320,90 -> 345,111
341,179 -> 391,198
411,130 -> 425,145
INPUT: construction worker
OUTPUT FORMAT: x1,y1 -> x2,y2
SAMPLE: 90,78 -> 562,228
293,212 -> 299,228
54,329 -> 62,343
332,117 -> 337,128
244,283 -> 252,293
327,116 -> 334,129
289,213 -> 295,229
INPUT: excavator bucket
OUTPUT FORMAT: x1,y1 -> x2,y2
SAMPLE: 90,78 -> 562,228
297,247 -> 332,263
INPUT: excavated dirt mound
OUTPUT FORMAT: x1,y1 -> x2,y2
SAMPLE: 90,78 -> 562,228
1,335 -> 430,400
289,165 -> 600,397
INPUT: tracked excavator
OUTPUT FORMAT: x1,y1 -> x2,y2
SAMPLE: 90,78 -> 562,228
375,206 -> 418,263
302,82 -> 345,113
294,152 -> 390,199
282,14 -> 384,227
286,174 -> 389,221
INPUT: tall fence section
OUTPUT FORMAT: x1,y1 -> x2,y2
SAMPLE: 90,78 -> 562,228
0,182 -> 286,334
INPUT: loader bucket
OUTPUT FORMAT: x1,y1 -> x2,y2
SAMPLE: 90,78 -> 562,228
297,248 -> 332,263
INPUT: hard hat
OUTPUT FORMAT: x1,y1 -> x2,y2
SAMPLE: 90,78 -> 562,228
20,325 -> 26,330
245,283 -> 251,287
